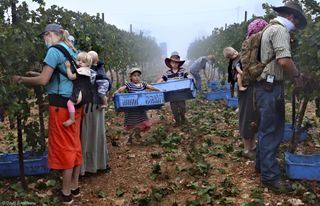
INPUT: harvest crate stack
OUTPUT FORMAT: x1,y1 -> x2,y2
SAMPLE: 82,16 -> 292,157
205,80 -> 232,101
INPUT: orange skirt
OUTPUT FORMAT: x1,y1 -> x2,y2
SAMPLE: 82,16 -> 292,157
48,106 -> 83,169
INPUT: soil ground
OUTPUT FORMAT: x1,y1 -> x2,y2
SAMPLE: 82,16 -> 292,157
0,95 -> 320,206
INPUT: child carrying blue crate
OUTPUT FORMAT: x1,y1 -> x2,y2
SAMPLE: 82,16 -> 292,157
113,67 -> 160,144
158,51 -> 193,127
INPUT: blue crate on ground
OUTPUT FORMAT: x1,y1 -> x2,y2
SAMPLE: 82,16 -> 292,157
282,123 -> 308,142
285,152 -> 320,180
151,79 -> 196,102
208,80 -> 220,90
205,90 -> 229,101
0,151 -> 49,177
114,91 -> 165,112
208,80 -> 231,91
220,82 -> 231,90
226,97 -> 238,108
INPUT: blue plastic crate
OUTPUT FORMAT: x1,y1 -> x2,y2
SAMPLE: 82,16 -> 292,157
208,80 -> 220,90
205,90 -> 229,101
208,80 -> 230,91
0,151 -> 32,162
114,91 -> 165,112
220,82 -> 231,90
0,151 -> 49,177
226,97 -> 238,108
285,152 -> 320,180
151,79 -> 196,102
282,123 -> 308,142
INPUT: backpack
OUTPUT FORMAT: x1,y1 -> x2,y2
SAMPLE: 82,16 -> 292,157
240,22 -> 278,85
50,44 -> 93,105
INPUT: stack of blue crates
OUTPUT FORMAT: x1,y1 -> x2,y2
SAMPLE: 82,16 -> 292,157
208,80 -> 220,90
0,151 -> 49,177
285,152 -> 320,180
114,91 -> 165,112
206,80 -> 231,101
151,79 -> 196,102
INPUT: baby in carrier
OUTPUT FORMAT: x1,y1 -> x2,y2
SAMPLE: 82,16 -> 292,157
64,52 -> 92,127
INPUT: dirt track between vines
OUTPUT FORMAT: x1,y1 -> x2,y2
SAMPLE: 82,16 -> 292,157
1,97 -> 320,205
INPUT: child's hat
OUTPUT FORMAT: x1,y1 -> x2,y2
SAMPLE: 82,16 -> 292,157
247,18 -> 268,38
165,51 -> 185,69
129,67 -> 142,75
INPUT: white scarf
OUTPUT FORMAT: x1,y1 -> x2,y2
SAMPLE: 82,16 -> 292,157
274,16 -> 296,32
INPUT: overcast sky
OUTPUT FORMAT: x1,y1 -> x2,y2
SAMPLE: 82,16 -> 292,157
26,0 -> 283,58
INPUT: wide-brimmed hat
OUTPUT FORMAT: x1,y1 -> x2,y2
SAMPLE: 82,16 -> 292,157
165,51 -> 185,69
272,1 -> 307,29
129,67 -> 142,75
39,23 -> 63,37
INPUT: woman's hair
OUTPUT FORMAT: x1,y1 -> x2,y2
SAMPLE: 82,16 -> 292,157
223,47 -> 236,58
77,52 -> 92,67
53,29 -> 77,53
62,30 -> 77,52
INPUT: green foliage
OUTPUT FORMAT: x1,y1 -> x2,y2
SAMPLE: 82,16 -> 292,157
116,188 -> 125,197
98,190 -> 106,198
150,152 -> 162,159
220,177 -> 239,197
241,200 -> 265,206
150,187 -> 172,202
25,121 -> 45,153
187,0 -> 320,86
0,0 -> 162,153
160,133 -> 181,151
150,162 -> 162,180
11,182 -> 25,194
147,126 -> 167,144
250,187 -> 263,199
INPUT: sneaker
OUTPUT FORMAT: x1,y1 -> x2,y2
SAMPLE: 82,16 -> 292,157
60,191 -> 73,205
262,180 -> 293,194
71,187 -> 80,197
242,150 -> 255,160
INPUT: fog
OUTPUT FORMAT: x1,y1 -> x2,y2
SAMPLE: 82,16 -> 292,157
26,0 -> 283,58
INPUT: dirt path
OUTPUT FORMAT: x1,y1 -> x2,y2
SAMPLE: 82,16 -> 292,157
1,98 -> 320,205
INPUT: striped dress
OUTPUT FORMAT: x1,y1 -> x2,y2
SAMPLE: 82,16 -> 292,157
124,82 -> 151,131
